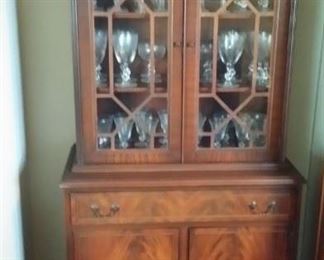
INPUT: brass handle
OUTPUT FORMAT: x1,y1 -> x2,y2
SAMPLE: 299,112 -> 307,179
186,42 -> 196,48
173,41 -> 182,48
90,203 -> 120,218
248,200 -> 277,215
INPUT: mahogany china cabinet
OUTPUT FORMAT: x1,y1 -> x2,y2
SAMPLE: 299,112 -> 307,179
61,0 -> 302,259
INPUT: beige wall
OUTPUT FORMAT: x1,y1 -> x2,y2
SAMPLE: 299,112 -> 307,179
18,1 -> 75,259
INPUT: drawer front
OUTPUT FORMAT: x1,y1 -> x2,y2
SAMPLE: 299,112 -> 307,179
70,190 -> 295,225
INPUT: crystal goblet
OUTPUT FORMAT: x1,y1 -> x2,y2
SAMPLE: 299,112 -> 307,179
151,0 -> 167,11
138,42 -> 166,84
198,113 -> 207,145
234,113 -> 253,147
158,109 -> 168,146
95,25 -> 108,85
209,112 -> 229,148
200,43 -> 213,84
114,114 -> 134,149
134,111 -> 158,147
113,30 -> 139,87
248,31 -> 272,88
219,30 -> 246,87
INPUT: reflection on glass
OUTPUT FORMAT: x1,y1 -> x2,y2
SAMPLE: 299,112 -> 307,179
138,43 -> 166,84
198,112 -> 207,144
114,114 -> 134,149
158,109 -> 168,146
95,25 -> 108,85
209,112 -> 229,147
219,30 -> 246,88
200,43 -> 213,84
113,30 -> 139,87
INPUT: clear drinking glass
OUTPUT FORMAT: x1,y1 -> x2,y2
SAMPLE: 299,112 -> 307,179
95,25 -> 108,85
138,43 -> 166,84
248,31 -> 272,88
219,30 -> 246,88
98,115 -> 114,133
200,43 -> 213,84
158,109 -> 168,146
114,114 -> 134,149
113,30 -> 139,87
151,0 -> 167,11
209,112 -> 229,147
258,0 -> 270,9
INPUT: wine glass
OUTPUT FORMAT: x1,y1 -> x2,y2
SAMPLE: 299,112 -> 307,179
95,25 -> 108,85
151,0 -> 167,11
234,113 -> 253,147
114,114 -> 134,149
138,42 -> 166,84
209,112 -> 229,147
113,30 -> 139,87
248,31 -> 272,88
200,43 -> 213,84
158,109 -> 168,146
198,113 -> 207,145
219,30 -> 246,88
234,0 -> 248,9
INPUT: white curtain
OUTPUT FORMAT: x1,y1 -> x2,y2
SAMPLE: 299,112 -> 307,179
0,0 -> 26,259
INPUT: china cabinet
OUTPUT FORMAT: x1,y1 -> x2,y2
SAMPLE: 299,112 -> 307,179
61,0 -> 302,259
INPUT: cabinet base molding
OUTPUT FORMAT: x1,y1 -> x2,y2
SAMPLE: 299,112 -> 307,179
61,148 -> 302,260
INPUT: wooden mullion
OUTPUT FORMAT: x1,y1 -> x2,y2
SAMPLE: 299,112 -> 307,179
212,16 -> 219,94
108,15 -> 114,94
251,14 -> 261,94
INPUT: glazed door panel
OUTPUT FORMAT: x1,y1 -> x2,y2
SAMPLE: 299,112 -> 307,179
74,228 -> 179,260
183,0 -> 292,162
74,0 -> 183,164
189,226 -> 290,260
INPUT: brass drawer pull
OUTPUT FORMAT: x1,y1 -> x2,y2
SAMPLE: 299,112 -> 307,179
90,203 -> 120,218
186,42 -> 195,48
248,200 -> 277,215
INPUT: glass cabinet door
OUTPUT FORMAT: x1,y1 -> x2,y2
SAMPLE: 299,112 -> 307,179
184,0 -> 290,162
75,0 -> 183,164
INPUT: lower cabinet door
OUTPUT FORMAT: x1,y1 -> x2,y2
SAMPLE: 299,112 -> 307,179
189,226 -> 290,260
74,228 -> 179,260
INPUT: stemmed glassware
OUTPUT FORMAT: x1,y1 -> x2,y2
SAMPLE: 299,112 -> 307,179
134,111 -> 158,147
200,43 -> 213,84
151,0 -> 167,11
234,0 -> 248,9
209,112 -> 229,147
158,109 -> 168,146
114,114 -> 134,149
95,25 -> 108,86
113,30 -> 139,87
248,31 -> 272,88
138,43 -> 166,84
219,30 -> 246,88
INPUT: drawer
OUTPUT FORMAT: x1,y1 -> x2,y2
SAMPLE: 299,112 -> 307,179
70,189 -> 295,225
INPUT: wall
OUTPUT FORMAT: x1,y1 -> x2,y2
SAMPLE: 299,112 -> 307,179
0,1 -> 25,259
18,0 -> 75,259
286,0 -> 324,259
